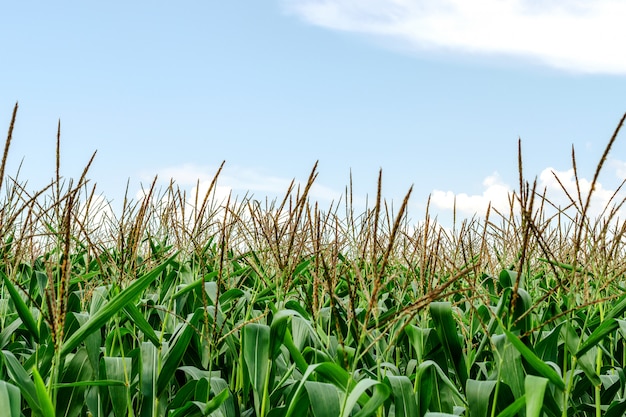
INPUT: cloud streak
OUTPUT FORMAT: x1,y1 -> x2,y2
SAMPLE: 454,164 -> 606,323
282,0 -> 626,74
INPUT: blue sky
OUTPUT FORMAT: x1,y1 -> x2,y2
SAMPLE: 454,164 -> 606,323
2,1 -> 626,224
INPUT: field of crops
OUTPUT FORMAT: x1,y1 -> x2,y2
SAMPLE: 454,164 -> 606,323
2,104 -> 626,417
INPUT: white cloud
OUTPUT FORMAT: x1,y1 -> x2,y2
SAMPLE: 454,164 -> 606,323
431,166 -> 626,221
282,0 -> 626,74
189,180 -> 232,206
538,167 -> 623,218
431,172 -> 513,216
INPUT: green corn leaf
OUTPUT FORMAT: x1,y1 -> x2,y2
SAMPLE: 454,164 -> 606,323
171,271 -> 219,300
616,319 -> 626,340
195,377 -> 210,403
1,270 -> 39,342
54,380 -> 126,388
473,288 -> 512,368
503,329 -> 565,390
270,309 -> 301,359
404,325 -> 434,363
276,395 -> 305,417
167,379 -> 197,411
339,378 -> 389,417
208,378 -> 237,417
415,360 -> 466,414
416,365 -> 435,416
32,367 -> 56,417
284,362 -> 351,417
266,405 -> 289,417
242,323 -> 271,417
156,308 -> 204,397
0,381 -> 21,417
0,319 -> 23,350
103,357 -> 132,417
542,386 -> 564,417
271,308 -> 321,363
203,387 -> 230,414
535,322 -> 564,363
169,400 -> 206,417
219,288 -> 245,306
351,380 -> 390,417
511,288 -> 532,334
1,350 -> 41,414
307,362 -> 351,391
178,366 -> 220,381
140,342 -> 158,417
123,302 -> 161,347
56,348 -> 93,417
606,398 -> 626,417
61,253 -> 176,357
495,395 -> 525,417
284,368 -> 318,417
592,294 -> 626,326
72,313 -> 102,380
499,269 -> 515,288
88,286 -> 108,315
384,375 -> 418,417
525,375 -> 548,417
302,346 -> 332,365
285,300 -> 311,320
282,328 -> 309,374
493,334 -> 524,400
466,379 -> 496,417
600,373 -> 621,404
304,381 -> 341,417
204,281 -> 218,305
563,323 -> 601,387
171,378 -> 230,417
576,318 -> 618,358
430,302 -> 469,390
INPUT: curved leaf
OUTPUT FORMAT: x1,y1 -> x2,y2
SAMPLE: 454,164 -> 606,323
1,271 -> 39,342
0,380 -> 21,417
61,254 -> 176,357
304,381 -> 341,417
525,375 -> 548,417
32,367 -> 55,417
466,379 -> 496,417
503,329 -> 565,391
430,302 -> 468,390
243,323 -> 271,417
384,375 -> 418,417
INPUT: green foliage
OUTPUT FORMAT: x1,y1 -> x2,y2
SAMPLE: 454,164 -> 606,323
2,104 -> 626,415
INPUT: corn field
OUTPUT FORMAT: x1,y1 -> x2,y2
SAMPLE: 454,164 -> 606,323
2,104 -> 626,416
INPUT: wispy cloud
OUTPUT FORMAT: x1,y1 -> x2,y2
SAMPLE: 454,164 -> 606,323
282,0 -> 626,74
